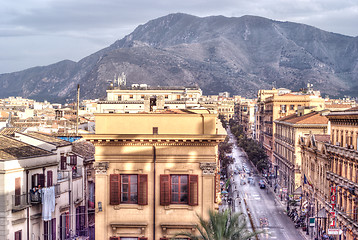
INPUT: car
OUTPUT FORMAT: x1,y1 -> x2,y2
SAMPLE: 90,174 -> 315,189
259,180 -> 266,189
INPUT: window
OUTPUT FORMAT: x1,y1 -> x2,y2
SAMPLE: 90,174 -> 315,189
176,95 -> 181,100
160,174 -> 198,206
121,175 -> 138,204
171,175 -> 188,204
129,95 -> 134,99
44,218 -> 56,240
153,127 -> 158,135
14,230 -> 22,240
110,174 -> 147,205
165,95 -> 169,99
61,156 -> 67,170
76,206 -> 86,236
60,213 -> 69,240
32,173 -> 45,188
290,105 -> 294,110
141,95 -> 145,99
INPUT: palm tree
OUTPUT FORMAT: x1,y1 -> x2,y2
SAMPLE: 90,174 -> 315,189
175,210 -> 259,240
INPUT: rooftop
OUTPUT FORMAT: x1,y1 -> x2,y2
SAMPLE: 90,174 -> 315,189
0,135 -> 52,160
276,111 -> 328,125
20,132 -> 71,147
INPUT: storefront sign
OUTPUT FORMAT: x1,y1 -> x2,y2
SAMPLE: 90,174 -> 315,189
330,186 -> 336,227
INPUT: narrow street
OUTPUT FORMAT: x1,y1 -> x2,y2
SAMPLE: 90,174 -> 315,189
227,129 -> 307,240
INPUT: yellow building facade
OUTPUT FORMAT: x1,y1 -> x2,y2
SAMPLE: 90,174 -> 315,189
84,110 -> 226,239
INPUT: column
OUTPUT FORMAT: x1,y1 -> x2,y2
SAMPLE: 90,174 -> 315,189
200,162 -> 216,220
93,162 -> 109,240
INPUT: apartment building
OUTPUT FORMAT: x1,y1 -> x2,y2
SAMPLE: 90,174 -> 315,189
0,129 -> 91,240
300,134 -> 331,238
324,107 -> 358,239
261,90 -> 325,165
274,110 -> 329,195
236,98 -> 256,139
84,109 -> 226,239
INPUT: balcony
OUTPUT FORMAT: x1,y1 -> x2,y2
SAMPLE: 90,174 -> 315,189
12,194 -> 30,212
326,144 -> 358,159
326,171 -> 358,194
29,190 -> 42,204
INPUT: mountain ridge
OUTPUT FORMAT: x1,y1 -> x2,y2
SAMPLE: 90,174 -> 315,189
1,13 -> 357,102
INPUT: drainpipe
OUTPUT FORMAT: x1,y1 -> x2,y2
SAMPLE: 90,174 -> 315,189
153,146 -> 156,240
26,170 -> 29,240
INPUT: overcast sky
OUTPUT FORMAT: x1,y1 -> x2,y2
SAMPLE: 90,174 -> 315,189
1,0 -> 357,74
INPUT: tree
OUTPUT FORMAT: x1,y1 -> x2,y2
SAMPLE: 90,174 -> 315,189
176,210 -> 259,240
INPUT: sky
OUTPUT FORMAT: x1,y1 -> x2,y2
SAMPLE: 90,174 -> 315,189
1,0 -> 357,74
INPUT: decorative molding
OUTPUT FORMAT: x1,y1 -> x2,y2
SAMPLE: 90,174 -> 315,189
200,162 -> 216,175
93,162 -> 109,175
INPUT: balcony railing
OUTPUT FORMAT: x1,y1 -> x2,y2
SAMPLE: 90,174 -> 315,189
12,194 -> 30,211
29,190 -> 42,204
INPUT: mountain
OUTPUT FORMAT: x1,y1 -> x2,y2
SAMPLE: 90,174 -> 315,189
1,13 -> 358,102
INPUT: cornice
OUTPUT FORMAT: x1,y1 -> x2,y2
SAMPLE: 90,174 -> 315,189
84,134 -> 226,146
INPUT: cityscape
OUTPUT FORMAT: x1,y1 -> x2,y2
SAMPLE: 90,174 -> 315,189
1,1 -> 358,239
1,81 -> 357,239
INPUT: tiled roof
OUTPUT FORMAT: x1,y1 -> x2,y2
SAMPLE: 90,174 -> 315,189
72,139 -> 95,161
0,135 -> 52,160
0,127 -> 26,137
325,104 -> 354,109
345,106 -> 358,112
21,132 -> 71,147
277,111 -> 328,124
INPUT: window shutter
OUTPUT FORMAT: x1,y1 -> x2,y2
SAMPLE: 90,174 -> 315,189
76,207 -> 80,235
61,156 -> 66,170
109,237 -> 119,240
15,230 -> 22,240
15,177 -> 21,206
160,174 -> 170,206
110,174 -> 120,205
139,238 -> 148,240
38,174 -> 45,187
44,221 -> 49,240
80,206 -> 85,236
189,175 -> 198,206
47,171 -> 53,187
138,174 -> 148,205
51,218 -> 56,240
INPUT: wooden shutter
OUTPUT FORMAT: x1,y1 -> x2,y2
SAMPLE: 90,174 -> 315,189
44,221 -> 49,240
160,174 -> 170,206
47,171 -> 53,187
15,230 -> 22,240
189,175 -> 198,206
38,174 -> 45,187
76,207 -> 80,235
110,174 -> 120,205
51,218 -> 56,240
61,156 -> 66,170
139,238 -> 148,240
109,237 -> 119,240
15,177 -> 21,206
138,174 -> 148,205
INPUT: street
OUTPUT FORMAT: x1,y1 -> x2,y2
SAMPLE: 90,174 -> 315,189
227,130 -> 306,240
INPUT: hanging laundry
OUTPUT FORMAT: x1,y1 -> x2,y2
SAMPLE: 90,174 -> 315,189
42,186 -> 55,221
